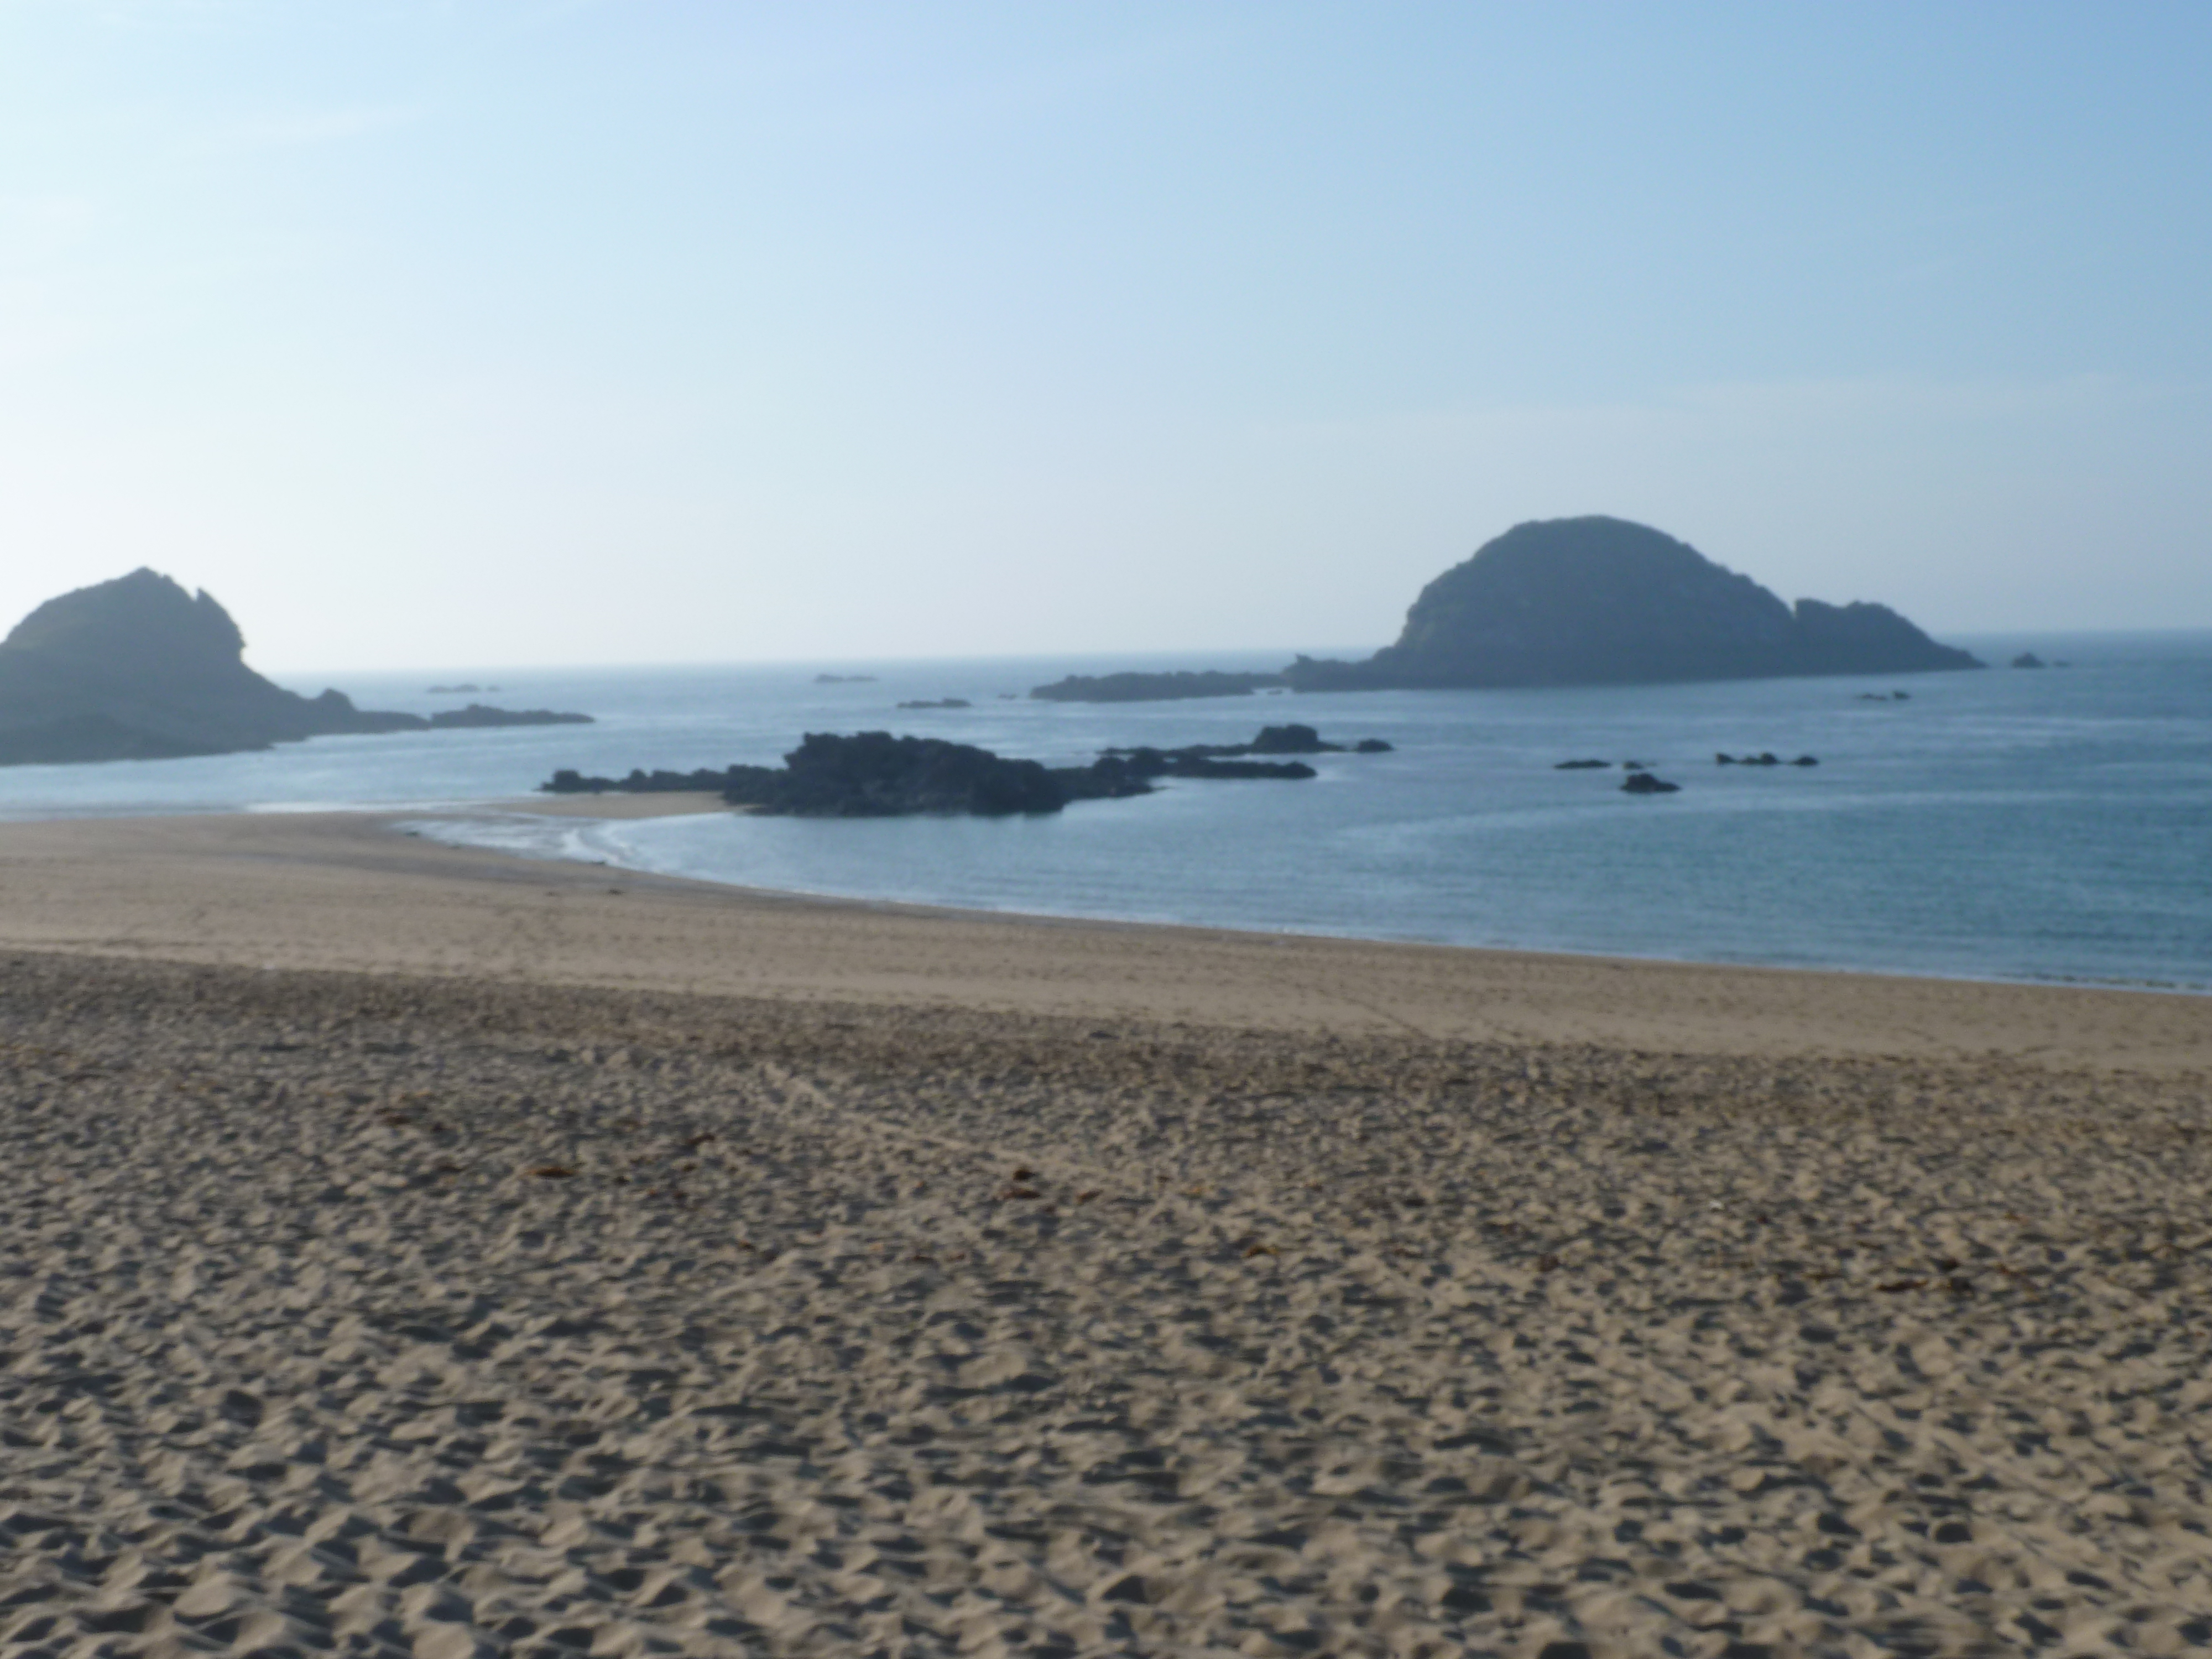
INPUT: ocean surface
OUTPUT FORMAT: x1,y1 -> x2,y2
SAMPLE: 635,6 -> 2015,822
2,634 -> 2207,992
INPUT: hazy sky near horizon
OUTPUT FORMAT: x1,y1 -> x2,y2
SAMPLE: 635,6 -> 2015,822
2,3 -> 2209,671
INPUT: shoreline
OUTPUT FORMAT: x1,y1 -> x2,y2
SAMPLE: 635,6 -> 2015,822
456,795 -> 2212,1004
0,805 -> 2204,1070
4,789 -> 2204,1003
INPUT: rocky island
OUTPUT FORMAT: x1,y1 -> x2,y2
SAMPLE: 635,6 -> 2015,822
0,569 -> 591,766
542,724 -> 1392,817
1286,517 -> 1981,691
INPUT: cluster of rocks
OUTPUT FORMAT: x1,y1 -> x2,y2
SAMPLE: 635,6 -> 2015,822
542,724 -> 1394,818
896,698 -> 972,709
1717,752 -> 1818,767
1099,723 -> 1391,776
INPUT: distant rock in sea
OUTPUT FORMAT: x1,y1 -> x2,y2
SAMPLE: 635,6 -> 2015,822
1620,773 -> 1681,795
1098,723 -> 1387,765
2012,652 -> 2047,669
896,698 -> 972,709
814,673 -> 878,684
425,702 -> 593,729
1029,670 -> 1285,703
427,682 -> 498,695
1283,517 -> 1982,692
0,568 -> 591,766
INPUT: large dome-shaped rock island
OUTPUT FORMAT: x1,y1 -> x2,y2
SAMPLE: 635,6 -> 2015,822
1284,517 -> 1982,692
0,568 -> 589,765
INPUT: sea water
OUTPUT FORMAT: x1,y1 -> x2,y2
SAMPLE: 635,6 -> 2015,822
1,634 -> 2206,992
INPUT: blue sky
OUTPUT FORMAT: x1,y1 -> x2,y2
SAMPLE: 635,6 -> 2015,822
2,2 -> 2208,669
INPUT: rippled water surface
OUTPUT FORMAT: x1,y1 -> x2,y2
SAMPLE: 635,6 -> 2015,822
3,634 -> 2206,990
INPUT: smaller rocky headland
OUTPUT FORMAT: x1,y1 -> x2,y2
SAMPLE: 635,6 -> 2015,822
0,569 -> 591,765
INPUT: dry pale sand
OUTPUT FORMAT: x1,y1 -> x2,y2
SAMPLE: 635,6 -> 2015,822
2,811 -> 2210,1658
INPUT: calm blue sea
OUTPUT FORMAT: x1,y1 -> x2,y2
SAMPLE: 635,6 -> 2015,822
2,634 -> 2207,992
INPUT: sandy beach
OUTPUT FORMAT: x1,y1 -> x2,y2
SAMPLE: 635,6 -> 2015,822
4,808 -> 2210,1657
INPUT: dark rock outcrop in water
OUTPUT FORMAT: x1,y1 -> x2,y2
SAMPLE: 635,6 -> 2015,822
548,737 -> 1125,817
546,766 -> 734,796
1283,517 -> 1981,692
541,725 -> 1392,817
896,698 -> 971,710
1029,670 -> 1285,703
724,733 -> 1073,816
0,568 -> 591,766
1620,773 -> 1681,795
